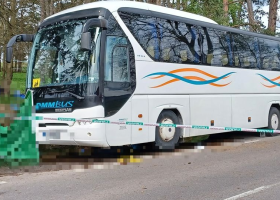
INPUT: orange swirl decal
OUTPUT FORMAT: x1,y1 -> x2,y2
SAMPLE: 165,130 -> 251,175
257,74 -> 280,88
143,69 -> 235,88
152,68 -> 220,79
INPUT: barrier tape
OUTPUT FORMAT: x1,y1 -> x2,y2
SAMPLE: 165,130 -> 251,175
1,115 -> 280,134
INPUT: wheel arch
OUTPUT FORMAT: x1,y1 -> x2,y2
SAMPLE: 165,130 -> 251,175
156,108 -> 184,138
267,104 -> 280,136
147,95 -> 190,142
270,103 -> 280,111
266,101 -> 280,127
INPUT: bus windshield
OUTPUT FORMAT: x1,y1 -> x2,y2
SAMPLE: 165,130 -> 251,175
29,19 -> 101,88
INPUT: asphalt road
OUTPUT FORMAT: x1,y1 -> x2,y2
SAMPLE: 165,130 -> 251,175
1,132 -> 280,200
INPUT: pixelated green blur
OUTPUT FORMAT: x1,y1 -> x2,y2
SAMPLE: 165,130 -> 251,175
0,82 -> 39,167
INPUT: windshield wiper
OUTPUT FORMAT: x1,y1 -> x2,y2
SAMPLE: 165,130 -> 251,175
47,89 -> 85,100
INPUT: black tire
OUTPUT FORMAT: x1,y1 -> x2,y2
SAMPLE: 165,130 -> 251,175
155,110 -> 180,149
267,107 -> 280,137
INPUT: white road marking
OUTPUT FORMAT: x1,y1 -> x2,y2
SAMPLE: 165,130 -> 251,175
244,139 -> 260,144
0,181 -> 7,185
224,182 -> 280,200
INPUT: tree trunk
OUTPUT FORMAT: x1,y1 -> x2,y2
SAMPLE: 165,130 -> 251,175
150,0 -> 161,5
176,0 -> 180,10
50,0 -> 53,16
223,0 -> 228,18
46,1 -> 50,17
0,48 -> 2,72
18,2 -> 24,73
40,0 -> 46,22
18,59 -> 22,73
15,60 -> 18,73
55,0 -> 62,13
268,0 -> 278,34
181,0 -> 187,10
3,48 -> 7,79
166,0 -> 171,8
246,0 -> 255,31
5,0 -> 17,93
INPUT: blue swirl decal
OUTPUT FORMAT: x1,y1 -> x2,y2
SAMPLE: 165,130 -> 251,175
257,73 -> 280,87
143,72 -> 235,85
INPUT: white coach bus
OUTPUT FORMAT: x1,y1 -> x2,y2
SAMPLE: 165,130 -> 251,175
6,1 -> 280,148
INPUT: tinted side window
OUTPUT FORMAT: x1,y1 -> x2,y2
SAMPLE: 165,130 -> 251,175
204,28 -> 233,67
112,46 -> 129,82
107,14 -> 125,36
105,37 -> 128,81
119,11 -> 202,64
119,12 -> 159,59
157,18 -> 201,64
199,27 -> 213,65
259,38 -> 280,71
119,11 -> 280,71
232,33 -> 258,69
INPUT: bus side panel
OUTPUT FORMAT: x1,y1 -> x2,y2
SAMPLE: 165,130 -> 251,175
148,95 -> 190,142
189,95 -> 231,136
131,95 -> 150,144
231,94 -> 279,129
105,99 -> 132,146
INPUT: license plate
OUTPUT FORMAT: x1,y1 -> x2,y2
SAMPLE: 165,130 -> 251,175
49,132 -> 60,139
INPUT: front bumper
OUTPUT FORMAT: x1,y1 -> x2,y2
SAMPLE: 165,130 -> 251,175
36,122 -> 109,147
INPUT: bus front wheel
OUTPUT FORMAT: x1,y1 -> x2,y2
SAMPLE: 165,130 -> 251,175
267,107 -> 280,137
155,110 -> 180,149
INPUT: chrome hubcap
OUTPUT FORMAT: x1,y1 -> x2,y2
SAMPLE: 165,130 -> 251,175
159,118 -> 175,141
271,114 -> 279,130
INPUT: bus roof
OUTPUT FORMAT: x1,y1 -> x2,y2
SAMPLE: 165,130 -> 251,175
44,1 -> 218,25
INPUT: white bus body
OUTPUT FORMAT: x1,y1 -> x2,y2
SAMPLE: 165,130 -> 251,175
28,1 -> 280,147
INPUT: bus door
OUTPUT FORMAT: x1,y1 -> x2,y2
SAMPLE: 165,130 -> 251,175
104,36 -> 133,146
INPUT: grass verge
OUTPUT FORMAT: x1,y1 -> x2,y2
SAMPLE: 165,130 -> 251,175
0,72 -> 26,94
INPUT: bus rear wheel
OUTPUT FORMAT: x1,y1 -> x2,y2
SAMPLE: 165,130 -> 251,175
155,110 -> 180,149
267,107 -> 280,137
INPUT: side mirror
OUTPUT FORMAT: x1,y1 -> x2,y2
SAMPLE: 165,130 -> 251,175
6,34 -> 34,63
80,18 -> 107,51
6,47 -> 13,64
81,32 -> 92,51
